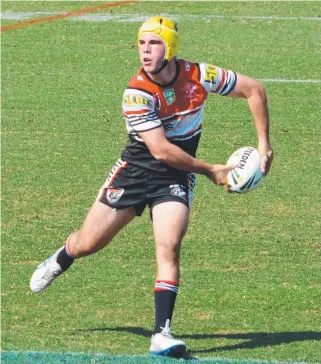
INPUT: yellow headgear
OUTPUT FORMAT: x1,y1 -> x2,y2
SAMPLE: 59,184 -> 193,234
138,16 -> 179,63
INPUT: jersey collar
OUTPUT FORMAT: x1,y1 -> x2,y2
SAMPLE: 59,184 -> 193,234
141,60 -> 180,88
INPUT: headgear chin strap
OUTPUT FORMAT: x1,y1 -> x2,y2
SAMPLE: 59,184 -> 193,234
150,60 -> 169,75
138,17 -> 179,73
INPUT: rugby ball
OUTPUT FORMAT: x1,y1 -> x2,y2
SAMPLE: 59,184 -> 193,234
227,147 -> 263,193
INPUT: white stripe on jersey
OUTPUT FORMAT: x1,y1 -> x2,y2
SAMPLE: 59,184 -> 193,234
165,106 -> 205,141
160,105 -> 203,123
130,113 -> 159,126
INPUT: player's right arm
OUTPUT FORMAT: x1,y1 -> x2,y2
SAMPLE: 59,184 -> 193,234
138,126 -> 233,186
199,63 -> 273,176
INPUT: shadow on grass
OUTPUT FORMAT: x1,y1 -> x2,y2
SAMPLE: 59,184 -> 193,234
78,327 -> 321,356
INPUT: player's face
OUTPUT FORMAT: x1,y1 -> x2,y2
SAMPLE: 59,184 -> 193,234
139,34 -> 165,73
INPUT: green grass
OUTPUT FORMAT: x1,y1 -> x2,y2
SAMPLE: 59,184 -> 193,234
2,1 -> 321,363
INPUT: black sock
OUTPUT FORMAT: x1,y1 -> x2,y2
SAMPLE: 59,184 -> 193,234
154,280 -> 179,334
56,247 -> 74,271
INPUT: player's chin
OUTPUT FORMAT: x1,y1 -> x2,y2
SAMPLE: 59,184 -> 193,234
142,65 -> 156,73
143,61 -> 163,74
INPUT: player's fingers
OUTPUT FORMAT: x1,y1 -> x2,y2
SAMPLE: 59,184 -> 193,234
260,152 -> 274,176
260,156 -> 268,175
226,163 -> 238,171
223,164 -> 237,191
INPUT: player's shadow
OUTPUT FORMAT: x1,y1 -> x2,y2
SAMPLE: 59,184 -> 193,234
79,327 -> 321,357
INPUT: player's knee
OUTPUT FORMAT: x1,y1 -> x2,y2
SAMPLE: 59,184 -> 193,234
156,239 -> 181,263
73,234 -> 108,257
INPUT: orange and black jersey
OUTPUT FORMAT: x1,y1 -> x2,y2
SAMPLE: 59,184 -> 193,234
121,59 -> 236,174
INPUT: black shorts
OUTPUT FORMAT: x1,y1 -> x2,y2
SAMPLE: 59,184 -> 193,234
97,159 -> 196,216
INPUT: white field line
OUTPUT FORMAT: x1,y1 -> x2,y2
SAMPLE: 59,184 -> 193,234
2,11 -> 320,84
1,11 -> 321,22
259,79 -> 321,84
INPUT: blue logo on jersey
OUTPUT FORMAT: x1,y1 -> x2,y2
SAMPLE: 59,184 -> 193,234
163,89 -> 176,106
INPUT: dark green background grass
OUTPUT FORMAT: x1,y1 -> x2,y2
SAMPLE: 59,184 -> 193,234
2,1 -> 321,362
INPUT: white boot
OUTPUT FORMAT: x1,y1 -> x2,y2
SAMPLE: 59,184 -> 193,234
149,319 -> 186,358
30,247 -> 64,293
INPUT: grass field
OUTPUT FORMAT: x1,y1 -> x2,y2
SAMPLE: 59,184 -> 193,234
2,1 -> 321,363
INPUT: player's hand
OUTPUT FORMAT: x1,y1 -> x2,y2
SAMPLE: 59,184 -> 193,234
206,164 -> 236,189
258,143 -> 274,176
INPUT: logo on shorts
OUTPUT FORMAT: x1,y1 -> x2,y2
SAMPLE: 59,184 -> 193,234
163,89 -> 176,106
106,188 -> 124,204
170,184 -> 186,199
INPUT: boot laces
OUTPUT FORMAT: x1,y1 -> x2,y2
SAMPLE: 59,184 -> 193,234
160,319 -> 172,337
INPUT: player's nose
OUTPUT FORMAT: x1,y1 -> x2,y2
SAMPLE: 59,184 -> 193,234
143,42 -> 151,53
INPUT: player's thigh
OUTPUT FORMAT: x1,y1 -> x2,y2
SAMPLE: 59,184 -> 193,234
76,201 -> 136,254
152,201 -> 189,256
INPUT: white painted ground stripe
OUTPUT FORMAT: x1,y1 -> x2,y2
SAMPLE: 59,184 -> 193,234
2,12 -> 320,85
1,11 -> 321,22
259,79 -> 321,84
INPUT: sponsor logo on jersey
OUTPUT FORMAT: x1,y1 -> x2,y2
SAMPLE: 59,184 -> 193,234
106,188 -> 124,204
170,184 -> 186,199
184,61 -> 191,72
123,94 -> 152,107
163,89 -> 176,106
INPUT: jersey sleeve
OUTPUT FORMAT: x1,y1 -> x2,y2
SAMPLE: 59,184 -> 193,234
122,88 -> 161,134
199,63 -> 236,96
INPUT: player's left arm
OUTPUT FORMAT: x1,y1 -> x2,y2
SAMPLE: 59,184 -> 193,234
227,73 -> 273,176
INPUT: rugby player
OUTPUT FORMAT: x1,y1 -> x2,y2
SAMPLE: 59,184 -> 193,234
30,17 -> 273,358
